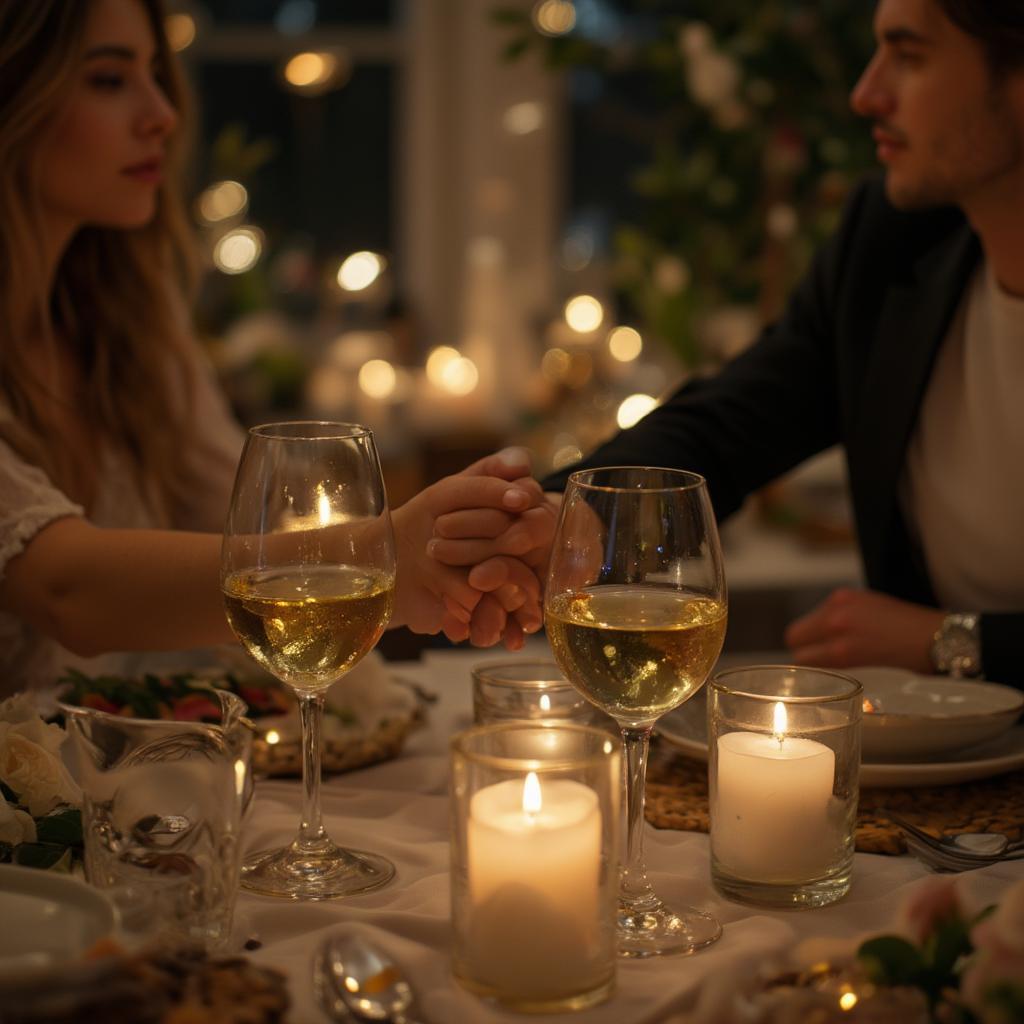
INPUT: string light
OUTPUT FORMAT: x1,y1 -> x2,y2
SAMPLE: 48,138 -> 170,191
426,346 -> 460,386
282,50 -> 349,95
165,13 -> 196,52
197,180 -> 248,224
533,0 -> 576,36
358,359 -> 397,399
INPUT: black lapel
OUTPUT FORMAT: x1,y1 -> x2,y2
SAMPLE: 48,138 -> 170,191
853,225 -> 981,597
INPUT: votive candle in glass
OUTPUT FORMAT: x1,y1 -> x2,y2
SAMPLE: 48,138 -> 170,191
450,722 -> 620,1012
471,659 -> 594,725
709,666 -> 861,908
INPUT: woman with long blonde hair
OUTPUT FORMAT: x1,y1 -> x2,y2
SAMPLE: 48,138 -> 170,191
0,0 -> 545,696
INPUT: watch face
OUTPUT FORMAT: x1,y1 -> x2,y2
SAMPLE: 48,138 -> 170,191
934,620 -> 981,676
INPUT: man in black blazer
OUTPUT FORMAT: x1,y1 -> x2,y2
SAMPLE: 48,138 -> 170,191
432,0 -> 1024,686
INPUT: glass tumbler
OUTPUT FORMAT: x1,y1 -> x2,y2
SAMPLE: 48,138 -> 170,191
471,660 -> 599,725
62,691 -> 252,950
450,723 -> 620,1012
709,666 -> 861,908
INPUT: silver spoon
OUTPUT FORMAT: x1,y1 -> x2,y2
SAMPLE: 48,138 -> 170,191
885,812 -> 1021,858
323,934 -> 424,1024
314,943 -> 355,1021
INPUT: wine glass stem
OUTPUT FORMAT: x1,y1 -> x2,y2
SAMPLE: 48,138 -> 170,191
620,725 -> 657,909
296,692 -> 329,853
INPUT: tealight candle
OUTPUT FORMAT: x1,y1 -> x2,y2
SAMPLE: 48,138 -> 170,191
450,723 -> 619,1012
708,666 -> 861,908
713,702 -> 838,881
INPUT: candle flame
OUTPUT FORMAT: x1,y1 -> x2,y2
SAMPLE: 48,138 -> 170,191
522,771 -> 542,815
317,484 -> 331,527
773,701 -> 787,745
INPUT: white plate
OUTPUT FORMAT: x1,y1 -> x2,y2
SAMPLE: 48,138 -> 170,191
852,667 -> 1024,761
657,692 -> 1024,788
0,865 -> 118,983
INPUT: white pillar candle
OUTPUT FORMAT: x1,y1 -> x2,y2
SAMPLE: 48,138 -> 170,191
465,773 -> 604,997
712,702 -> 839,883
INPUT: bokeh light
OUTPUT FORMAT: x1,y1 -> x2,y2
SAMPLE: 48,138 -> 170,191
358,359 -> 397,400
564,294 -> 604,333
197,180 -> 248,224
617,393 -> 658,429
503,101 -> 544,135
608,326 -> 643,362
337,251 -> 384,291
426,345 -> 460,386
165,13 -> 196,52
213,227 -> 263,275
440,356 -> 479,396
533,0 -> 576,36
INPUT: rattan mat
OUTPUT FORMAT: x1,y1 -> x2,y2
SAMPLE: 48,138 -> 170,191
645,740 -> 1024,855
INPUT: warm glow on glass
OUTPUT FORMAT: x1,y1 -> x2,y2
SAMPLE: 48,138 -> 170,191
503,101 -> 545,135
265,730 -> 281,745
773,701 -> 788,743
616,392 -> 657,429
552,444 -> 583,470
234,759 -> 247,798
839,992 -> 858,1011
533,0 -> 576,36
317,484 -> 331,528
426,345 -> 459,385
213,227 -> 262,274
539,694 -> 552,712
284,51 -> 337,89
608,325 -> 643,362
337,251 -> 384,291
197,180 -> 248,224
358,359 -> 397,399
165,13 -> 196,52
564,294 -> 604,333
441,356 -> 479,396
522,771 -> 542,814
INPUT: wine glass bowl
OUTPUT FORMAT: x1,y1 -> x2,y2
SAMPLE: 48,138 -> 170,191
222,422 -> 396,900
545,466 -> 727,956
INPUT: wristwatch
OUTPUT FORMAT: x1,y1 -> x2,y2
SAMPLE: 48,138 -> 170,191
930,612 -> 982,678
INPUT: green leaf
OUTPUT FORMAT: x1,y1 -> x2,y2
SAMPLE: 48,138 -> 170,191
34,808 -> 83,847
0,781 -> 18,804
925,917 -> 972,983
857,935 -> 925,987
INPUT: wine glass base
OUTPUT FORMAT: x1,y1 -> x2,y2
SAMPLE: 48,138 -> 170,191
241,842 -> 395,900
617,900 -> 722,958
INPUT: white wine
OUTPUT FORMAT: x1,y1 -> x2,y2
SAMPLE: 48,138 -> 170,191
223,564 -> 394,692
546,586 -> 727,723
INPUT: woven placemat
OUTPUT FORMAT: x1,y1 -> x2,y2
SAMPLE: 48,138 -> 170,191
646,741 -> 1024,855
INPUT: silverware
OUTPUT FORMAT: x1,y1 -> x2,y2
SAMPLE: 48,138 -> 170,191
321,933 -> 424,1024
886,811 -> 1024,872
314,942 -> 355,1021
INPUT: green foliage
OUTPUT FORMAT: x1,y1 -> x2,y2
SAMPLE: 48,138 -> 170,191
495,1 -> 876,364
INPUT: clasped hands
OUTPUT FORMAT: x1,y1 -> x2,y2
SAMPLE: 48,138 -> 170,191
391,448 -> 558,650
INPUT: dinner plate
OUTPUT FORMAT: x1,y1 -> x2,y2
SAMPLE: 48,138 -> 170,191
657,692 -> 1024,788
851,667 -> 1024,760
0,865 -> 118,983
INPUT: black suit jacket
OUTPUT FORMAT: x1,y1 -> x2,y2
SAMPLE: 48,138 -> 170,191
544,178 -> 1022,686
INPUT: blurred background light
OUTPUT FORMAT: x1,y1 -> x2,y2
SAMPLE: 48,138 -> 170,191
616,392 -> 657,429
213,227 -> 263,275
564,294 -> 604,333
337,251 -> 385,291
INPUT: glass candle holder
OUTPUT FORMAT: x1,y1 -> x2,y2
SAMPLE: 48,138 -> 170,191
709,666 -> 861,909
472,660 -> 596,725
450,723 -> 620,1013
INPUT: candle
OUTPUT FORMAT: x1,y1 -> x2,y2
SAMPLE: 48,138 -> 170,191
712,702 -> 839,882
464,772 -> 604,997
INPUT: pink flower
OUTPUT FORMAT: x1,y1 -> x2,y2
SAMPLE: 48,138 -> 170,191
961,879 -> 1024,1022
899,877 -> 964,945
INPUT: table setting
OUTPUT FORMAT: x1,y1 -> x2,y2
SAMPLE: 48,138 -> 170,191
1,434 -> 1022,1024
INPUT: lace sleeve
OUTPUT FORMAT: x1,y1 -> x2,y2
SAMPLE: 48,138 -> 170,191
0,438 -> 84,580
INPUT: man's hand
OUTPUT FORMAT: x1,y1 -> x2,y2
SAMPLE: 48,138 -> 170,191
389,456 -> 545,638
784,587 -> 944,672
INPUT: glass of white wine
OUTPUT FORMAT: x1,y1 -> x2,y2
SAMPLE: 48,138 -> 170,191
545,467 -> 727,956
222,422 -> 396,899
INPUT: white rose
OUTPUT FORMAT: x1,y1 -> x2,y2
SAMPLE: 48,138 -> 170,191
0,693 -> 41,727
0,798 -> 37,845
0,721 -> 81,817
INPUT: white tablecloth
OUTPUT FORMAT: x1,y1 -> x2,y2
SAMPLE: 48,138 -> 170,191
240,645 -> 1023,1023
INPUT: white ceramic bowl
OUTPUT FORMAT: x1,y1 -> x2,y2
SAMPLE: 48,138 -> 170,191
852,667 -> 1024,761
0,864 -> 119,983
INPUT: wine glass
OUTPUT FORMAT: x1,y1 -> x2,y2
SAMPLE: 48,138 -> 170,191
545,467 -> 727,956
221,422 -> 397,900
